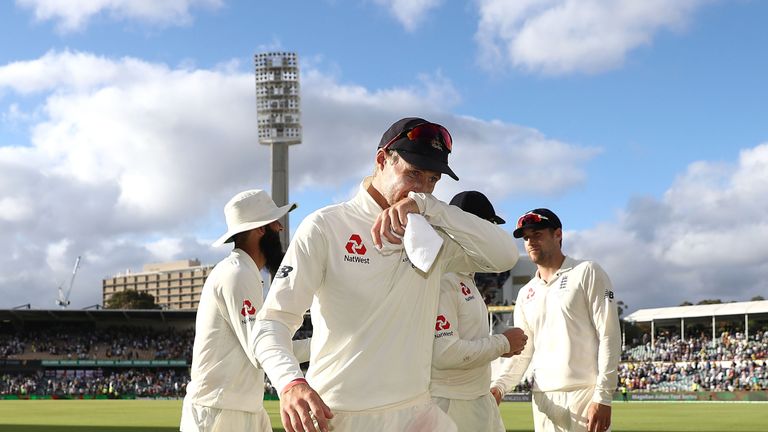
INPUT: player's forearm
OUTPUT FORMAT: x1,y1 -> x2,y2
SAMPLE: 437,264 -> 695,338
433,333 -> 510,370
253,319 -> 304,394
594,334 -> 620,404
491,356 -> 529,394
409,192 -> 519,272
586,263 -> 621,404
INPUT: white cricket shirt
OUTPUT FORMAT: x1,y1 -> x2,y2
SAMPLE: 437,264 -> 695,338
183,249 -> 267,412
430,272 -> 510,400
255,178 -> 519,411
491,257 -> 620,405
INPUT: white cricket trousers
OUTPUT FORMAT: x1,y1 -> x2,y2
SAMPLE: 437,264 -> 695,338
329,392 -> 457,432
179,399 -> 271,432
531,387 -> 611,432
433,393 -> 505,432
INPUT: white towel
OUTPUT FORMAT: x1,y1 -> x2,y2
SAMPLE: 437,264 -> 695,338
404,213 -> 444,272
375,214 -> 444,272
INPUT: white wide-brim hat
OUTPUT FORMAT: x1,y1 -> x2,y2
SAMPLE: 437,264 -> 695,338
212,189 -> 297,247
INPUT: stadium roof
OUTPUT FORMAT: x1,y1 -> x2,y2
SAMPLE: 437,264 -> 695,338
625,300 -> 768,323
0,308 -> 195,325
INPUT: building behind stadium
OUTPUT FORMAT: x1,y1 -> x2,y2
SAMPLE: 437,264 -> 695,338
102,260 -> 212,310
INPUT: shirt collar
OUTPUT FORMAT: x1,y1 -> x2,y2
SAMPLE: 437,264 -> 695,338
353,176 -> 386,217
230,248 -> 261,278
534,256 -> 577,284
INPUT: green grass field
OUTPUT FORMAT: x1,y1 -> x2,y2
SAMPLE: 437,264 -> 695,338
0,400 -> 766,431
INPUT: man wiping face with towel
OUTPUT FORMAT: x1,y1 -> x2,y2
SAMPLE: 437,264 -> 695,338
252,117 -> 520,432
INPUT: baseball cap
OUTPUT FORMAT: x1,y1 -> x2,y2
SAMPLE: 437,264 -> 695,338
449,191 -> 505,225
378,117 -> 458,181
512,208 -> 562,238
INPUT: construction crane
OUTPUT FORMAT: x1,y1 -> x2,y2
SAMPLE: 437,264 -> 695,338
56,256 -> 81,308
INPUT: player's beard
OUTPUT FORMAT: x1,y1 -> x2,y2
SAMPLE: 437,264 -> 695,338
260,225 -> 285,278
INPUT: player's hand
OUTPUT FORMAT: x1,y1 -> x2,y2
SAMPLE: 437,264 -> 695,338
371,197 -> 420,248
280,382 -> 334,432
586,402 -> 611,432
490,387 -> 503,405
500,327 -> 527,357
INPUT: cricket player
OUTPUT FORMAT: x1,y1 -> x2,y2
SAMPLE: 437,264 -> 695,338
181,189 -> 310,432
431,190 -> 528,432
253,118 -> 520,432
491,209 -> 621,432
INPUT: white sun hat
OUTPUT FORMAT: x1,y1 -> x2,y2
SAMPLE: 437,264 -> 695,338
212,189 -> 297,247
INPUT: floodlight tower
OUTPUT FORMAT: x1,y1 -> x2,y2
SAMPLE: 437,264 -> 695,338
254,52 -> 301,248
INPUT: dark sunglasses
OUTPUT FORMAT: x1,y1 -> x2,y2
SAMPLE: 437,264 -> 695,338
381,123 -> 453,152
516,212 -> 550,229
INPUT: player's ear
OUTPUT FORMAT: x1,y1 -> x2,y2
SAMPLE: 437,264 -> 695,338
375,149 -> 389,171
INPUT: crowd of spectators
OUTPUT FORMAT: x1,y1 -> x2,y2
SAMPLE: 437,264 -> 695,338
623,329 -> 768,362
1,368 -> 188,398
618,359 -> 768,392
2,322 -> 768,398
0,325 -> 193,362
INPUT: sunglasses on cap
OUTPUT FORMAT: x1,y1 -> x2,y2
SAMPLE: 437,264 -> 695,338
516,212 -> 550,229
381,122 -> 453,152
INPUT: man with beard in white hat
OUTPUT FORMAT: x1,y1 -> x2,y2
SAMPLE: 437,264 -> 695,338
180,189 -> 310,432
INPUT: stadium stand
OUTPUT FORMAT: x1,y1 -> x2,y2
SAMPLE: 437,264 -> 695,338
2,298 -> 767,400
0,309 -> 193,399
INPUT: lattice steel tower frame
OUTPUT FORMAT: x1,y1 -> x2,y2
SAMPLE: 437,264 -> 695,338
254,52 -> 301,248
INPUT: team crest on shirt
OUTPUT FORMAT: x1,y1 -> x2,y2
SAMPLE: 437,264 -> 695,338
559,275 -> 569,290
434,315 -> 454,338
460,282 -> 475,301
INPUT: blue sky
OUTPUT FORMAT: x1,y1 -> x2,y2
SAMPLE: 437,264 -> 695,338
1,0 -> 767,311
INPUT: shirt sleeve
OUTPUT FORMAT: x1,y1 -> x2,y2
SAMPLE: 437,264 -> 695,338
258,214 -> 327,332
253,319 -> 305,394
491,288 -> 533,394
409,192 -> 519,274
583,262 -> 621,405
215,260 -> 264,370
432,275 -> 509,370
253,214 -> 328,393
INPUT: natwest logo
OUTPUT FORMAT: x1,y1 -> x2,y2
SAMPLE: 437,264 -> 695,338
460,282 -> 475,301
343,234 -> 370,264
240,299 -> 256,316
435,315 -> 451,331
345,234 -> 367,255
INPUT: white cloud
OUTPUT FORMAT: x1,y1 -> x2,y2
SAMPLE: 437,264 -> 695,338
0,50 -> 595,308
475,0 -> 709,75
0,196 -> 32,222
16,0 -> 223,33
374,0 -> 444,31
567,143 -> 768,311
